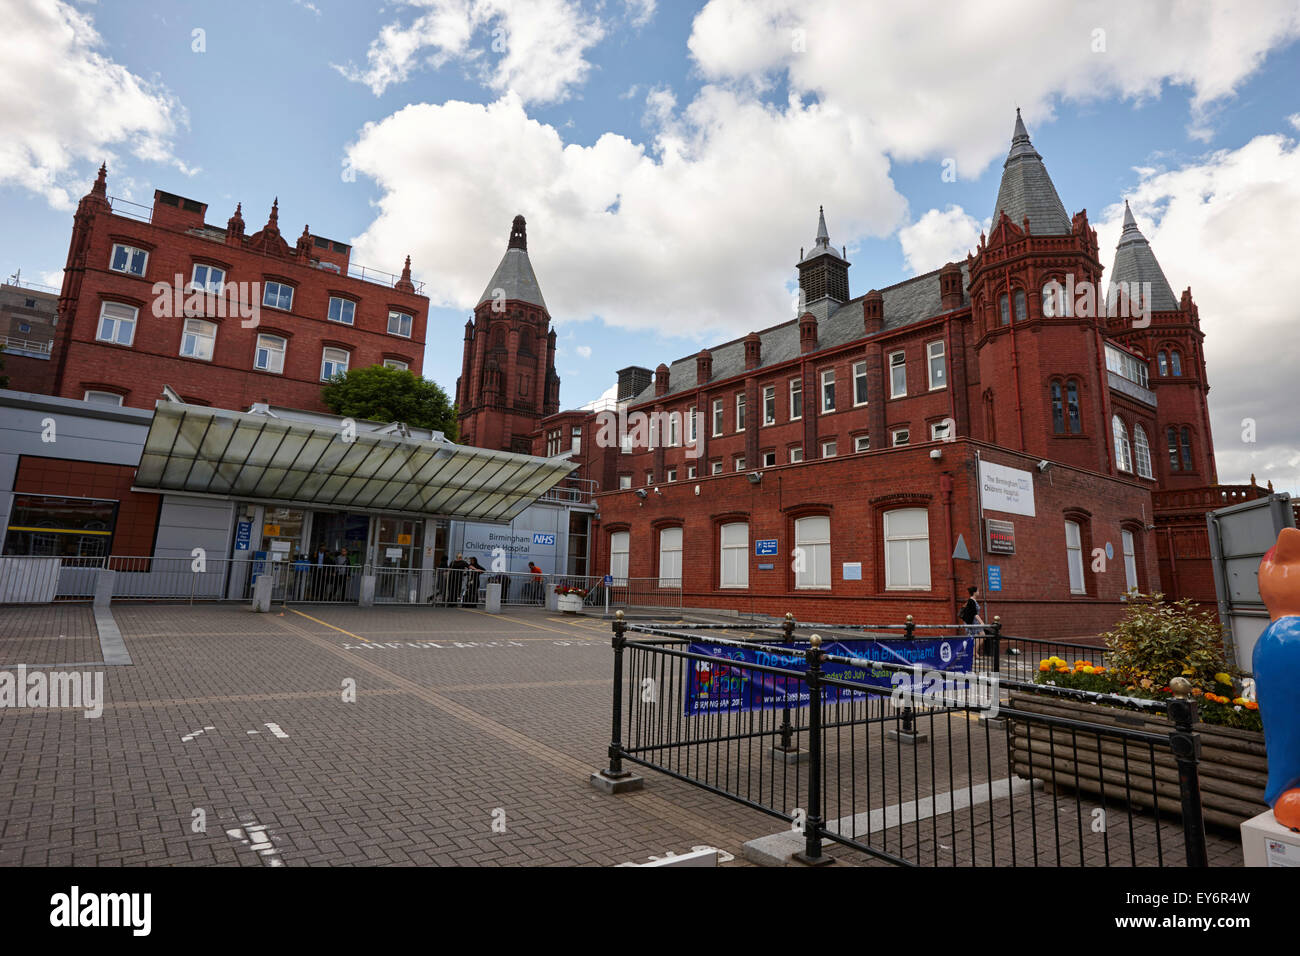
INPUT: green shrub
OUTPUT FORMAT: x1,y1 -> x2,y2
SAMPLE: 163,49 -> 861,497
1101,591 -> 1229,692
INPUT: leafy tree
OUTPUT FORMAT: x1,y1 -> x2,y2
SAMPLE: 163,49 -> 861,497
321,365 -> 458,439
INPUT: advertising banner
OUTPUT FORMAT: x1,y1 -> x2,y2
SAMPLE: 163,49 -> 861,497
684,636 -> 974,715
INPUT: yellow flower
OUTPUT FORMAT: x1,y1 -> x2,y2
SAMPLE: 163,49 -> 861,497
1140,678 -> 1153,689
1081,666 -> 1095,674
1214,673 -> 1232,686
1181,667 -> 1195,676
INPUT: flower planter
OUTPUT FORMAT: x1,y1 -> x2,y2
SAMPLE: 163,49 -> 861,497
557,594 -> 584,614
1007,690 -> 1269,830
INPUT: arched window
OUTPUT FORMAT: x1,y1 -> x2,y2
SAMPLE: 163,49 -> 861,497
1133,425 -> 1153,479
1166,426 -> 1180,470
1112,416 -> 1132,473
999,293 -> 1010,326
720,522 -> 748,589
794,515 -> 831,590
1180,427 -> 1194,471
1014,289 -> 1027,321
1050,381 -> 1064,434
1066,380 -> 1081,434
1157,350 -> 1169,376
518,328 -> 534,355
658,527 -> 683,587
1170,350 -> 1183,376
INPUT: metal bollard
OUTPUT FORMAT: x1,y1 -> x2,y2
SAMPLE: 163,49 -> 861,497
1167,676 -> 1209,867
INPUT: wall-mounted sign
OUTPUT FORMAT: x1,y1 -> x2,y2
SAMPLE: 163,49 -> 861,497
757,563 -> 775,571
842,562 -> 862,581
397,534 -> 412,546
979,460 -> 1036,517
263,524 -> 281,537
755,539 -> 778,556
235,521 -> 252,552
986,518 -> 1016,555
987,565 -> 1003,592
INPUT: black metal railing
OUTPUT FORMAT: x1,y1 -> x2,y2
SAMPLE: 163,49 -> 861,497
597,613 -> 1209,867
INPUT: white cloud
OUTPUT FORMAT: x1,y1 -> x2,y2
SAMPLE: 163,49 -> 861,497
688,0 -> 1300,176
575,345 -> 592,358
346,90 -> 905,339
624,0 -> 656,29
336,0 -> 604,104
0,0 -> 187,209
898,206 -> 985,276
1092,129 -> 1300,493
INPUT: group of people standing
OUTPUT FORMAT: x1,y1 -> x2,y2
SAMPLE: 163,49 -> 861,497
433,554 -> 485,607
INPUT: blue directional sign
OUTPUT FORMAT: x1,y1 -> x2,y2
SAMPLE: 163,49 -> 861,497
755,539 -> 778,556
987,565 -> 1003,592
235,521 -> 252,552
603,574 -> 613,586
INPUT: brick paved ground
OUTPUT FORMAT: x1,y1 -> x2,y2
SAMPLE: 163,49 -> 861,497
0,603 -> 1244,867
0,604 -> 100,667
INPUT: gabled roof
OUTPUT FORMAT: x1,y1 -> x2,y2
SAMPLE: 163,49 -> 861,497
627,265 -> 969,405
991,110 -> 1071,235
1107,203 -> 1179,312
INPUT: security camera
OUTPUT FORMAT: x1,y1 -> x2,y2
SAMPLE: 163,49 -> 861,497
653,486 -> 662,495
747,471 -> 762,484
929,448 -> 943,460
1036,460 -> 1051,473
634,488 -> 648,499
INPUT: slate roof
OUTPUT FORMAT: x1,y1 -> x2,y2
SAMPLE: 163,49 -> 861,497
1107,203 -> 1179,312
627,265 -> 970,405
991,110 -> 1071,235
478,246 -> 548,312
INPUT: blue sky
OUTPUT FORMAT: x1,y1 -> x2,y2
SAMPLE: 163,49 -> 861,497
5,0 -> 1300,489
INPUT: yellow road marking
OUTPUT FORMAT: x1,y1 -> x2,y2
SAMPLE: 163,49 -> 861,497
464,608 -> 599,638
286,607 -> 375,644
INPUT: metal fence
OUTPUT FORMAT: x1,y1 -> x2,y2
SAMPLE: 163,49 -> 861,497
597,614 -> 1210,867
0,555 -> 105,602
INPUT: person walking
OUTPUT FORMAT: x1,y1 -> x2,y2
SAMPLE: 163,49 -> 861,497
959,585 -> 984,647
527,561 -> 544,604
464,557 -> 484,607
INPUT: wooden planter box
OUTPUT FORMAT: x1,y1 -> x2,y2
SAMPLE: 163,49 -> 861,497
1006,690 -> 1268,830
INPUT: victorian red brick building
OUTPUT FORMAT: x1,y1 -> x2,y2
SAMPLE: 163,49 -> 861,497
51,165 -> 428,412
471,113 -> 1259,637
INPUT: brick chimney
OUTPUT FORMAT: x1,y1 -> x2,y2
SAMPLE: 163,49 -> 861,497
696,349 -> 713,384
654,363 -> 670,397
799,312 -> 818,353
863,291 -> 883,335
744,332 -> 761,370
939,262 -> 963,311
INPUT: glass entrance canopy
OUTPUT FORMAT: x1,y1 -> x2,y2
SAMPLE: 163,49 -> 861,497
134,402 -> 575,522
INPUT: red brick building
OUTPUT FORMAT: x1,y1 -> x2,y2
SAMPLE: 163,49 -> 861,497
472,112 -> 1257,638
51,165 -> 428,412
456,216 -> 560,453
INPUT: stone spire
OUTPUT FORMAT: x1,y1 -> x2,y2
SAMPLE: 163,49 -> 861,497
991,109 -> 1070,235
1107,200 -> 1178,312
797,205 -> 850,311
265,198 -> 280,234
396,255 -> 415,293
478,214 -> 547,311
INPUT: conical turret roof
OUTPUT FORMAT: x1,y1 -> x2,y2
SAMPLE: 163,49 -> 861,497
478,215 -> 548,311
1107,202 -> 1178,312
991,110 -> 1070,235
799,205 -> 846,263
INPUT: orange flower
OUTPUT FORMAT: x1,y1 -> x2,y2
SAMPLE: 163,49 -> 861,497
1056,666 -> 1070,673
1190,687 -> 1203,697
1039,662 -> 1051,672
1245,701 -> 1259,711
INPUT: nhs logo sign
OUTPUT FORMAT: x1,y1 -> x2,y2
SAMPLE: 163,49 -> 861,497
532,533 -> 556,547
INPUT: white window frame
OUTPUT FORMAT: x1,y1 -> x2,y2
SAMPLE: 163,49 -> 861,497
1122,529 -> 1139,594
853,361 -> 868,406
668,412 -> 679,447
854,435 -> 870,453
666,467 -> 677,483
889,351 -> 907,398
821,440 -> 837,459
254,333 -> 286,374
734,456 -> 746,472
930,420 -> 951,442
789,447 -> 803,463
927,341 -> 946,390
387,310 -> 413,338
262,281 -> 294,312
821,369 -> 835,413
328,296 -> 356,325
790,378 -> 803,420
618,475 -> 632,490
658,527 -> 683,588
96,302 -> 137,347
720,522 -> 749,589
883,508 -> 931,591
687,406 -> 697,443
762,451 -> 776,468
1066,520 -> 1086,594
763,385 -> 776,425
794,515 -> 831,590
711,461 -> 723,475
712,399 -> 724,437
83,390 -> 123,406
609,531 -> 630,584
383,359 -> 409,371
321,347 -> 350,381
180,318 -> 217,361
686,465 -> 697,479
735,392 -> 746,431
109,243 -> 148,277
892,428 -> 910,446
1113,416 -> 1133,473
1133,425 -> 1153,479
190,263 -> 225,293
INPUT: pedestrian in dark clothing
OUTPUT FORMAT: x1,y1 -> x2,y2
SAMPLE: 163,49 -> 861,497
448,553 -> 468,607
464,557 -> 484,607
